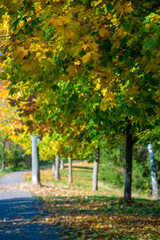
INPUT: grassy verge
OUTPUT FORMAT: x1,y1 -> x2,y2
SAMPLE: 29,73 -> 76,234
24,162 -> 160,240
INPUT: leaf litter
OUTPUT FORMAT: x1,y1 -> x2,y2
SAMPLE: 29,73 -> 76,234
1,163 -> 159,239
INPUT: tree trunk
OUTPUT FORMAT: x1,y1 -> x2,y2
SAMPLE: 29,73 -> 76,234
55,153 -> 60,180
92,147 -> 100,191
68,155 -> 73,184
31,135 -> 40,185
60,159 -> 64,170
124,123 -> 133,201
52,158 -> 55,175
1,142 -> 5,171
147,143 -> 158,199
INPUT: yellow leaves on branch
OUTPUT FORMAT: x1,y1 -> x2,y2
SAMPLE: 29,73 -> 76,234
111,1 -> 134,35
21,59 -> 40,72
111,14 -> 119,27
66,65 -> 77,76
99,27 -> 109,38
100,88 -> 116,111
124,2 -> 134,14
91,0 -> 103,7
127,36 -> 138,47
64,27 -> 75,39
81,52 -> 91,64
112,26 -> 127,49
114,1 -> 134,18
49,17 -> 63,27
12,46 -> 28,60
0,83 -> 9,100
34,2 -> 43,17
0,14 -> 9,33
61,12 -> 73,24
94,78 -> 101,91
0,82 -> 20,139
49,12 -> 72,27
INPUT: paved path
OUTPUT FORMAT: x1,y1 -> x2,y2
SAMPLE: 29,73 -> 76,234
0,171 -> 65,240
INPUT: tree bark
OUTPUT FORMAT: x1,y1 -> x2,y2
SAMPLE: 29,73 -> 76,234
1,141 -> 5,171
92,147 -> 100,191
60,159 -> 64,170
31,135 -> 40,185
55,153 -> 60,180
52,158 -> 55,175
147,143 -> 158,199
68,155 -> 73,184
124,123 -> 133,201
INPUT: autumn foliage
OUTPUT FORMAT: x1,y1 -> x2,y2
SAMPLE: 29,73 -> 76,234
0,0 -> 159,200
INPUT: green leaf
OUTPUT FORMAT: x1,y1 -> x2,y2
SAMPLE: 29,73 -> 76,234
143,16 -> 150,24
46,51 -> 53,58
13,18 -> 20,27
0,72 -> 7,80
143,37 -> 157,51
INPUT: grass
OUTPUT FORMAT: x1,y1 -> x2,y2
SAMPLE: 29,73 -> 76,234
25,161 -> 122,196
23,162 -> 160,240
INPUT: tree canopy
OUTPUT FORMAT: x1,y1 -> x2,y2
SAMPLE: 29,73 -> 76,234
0,0 -> 159,199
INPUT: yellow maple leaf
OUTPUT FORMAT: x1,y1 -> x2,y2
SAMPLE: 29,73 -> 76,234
50,18 -> 63,27
36,52 -> 41,58
70,46 -> 81,57
111,41 -> 120,49
125,2 -> 134,13
64,27 -> 75,39
111,16 -> 118,26
81,52 -> 91,64
99,28 -> 109,37
88,42 -> 99,51
100,90 -> 116,111
13,46 -> 28,59
74,60 -> 81,66
127,37 -> 135,47
94,78 -> 101,90
66,65 -> 77,75
82,44 -> 88,51
61,13 -> 72,24
92,0 -> 103,7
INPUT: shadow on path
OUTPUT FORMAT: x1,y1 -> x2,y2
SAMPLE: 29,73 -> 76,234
0,171 -> 66,240
0,197 -> 64,240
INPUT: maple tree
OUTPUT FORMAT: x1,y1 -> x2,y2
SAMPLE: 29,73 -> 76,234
0,0 -> 159,200
0,82 -> 8,170
0,81 -> 19,170
0,81 -> 33,171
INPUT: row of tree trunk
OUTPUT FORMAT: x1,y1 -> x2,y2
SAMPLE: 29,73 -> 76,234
30,134 -> 158,200
51,153 -> 73,184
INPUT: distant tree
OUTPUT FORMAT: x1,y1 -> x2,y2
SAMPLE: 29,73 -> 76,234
92,147 -> 100,191
68,155 -> 73,184
55,153 -> 60,180
147,143 -> 158,199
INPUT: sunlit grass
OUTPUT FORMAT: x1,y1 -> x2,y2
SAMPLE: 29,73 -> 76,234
24,162 -> 122,196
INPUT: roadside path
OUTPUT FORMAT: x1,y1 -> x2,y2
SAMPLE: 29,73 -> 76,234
0,170 -> 65,240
